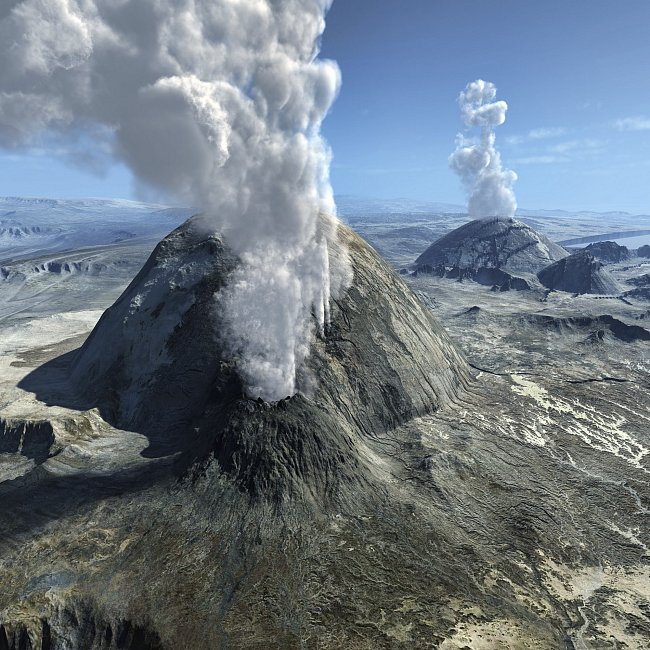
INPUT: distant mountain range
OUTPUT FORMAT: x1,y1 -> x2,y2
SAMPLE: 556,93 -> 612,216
334,195 -> 466,216
335,194 -> 650,221
0,197 -> 193,263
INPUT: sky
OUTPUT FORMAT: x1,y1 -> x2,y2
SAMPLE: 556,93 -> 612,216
2,0 -> 650,214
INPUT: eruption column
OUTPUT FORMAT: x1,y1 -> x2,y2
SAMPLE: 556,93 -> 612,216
449,79 -> 518,218
0,0 -> 346,402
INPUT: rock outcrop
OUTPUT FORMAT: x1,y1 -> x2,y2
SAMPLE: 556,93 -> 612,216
537,251 -> 621,295
638,244 -> 650,258
629,273 -> 650,287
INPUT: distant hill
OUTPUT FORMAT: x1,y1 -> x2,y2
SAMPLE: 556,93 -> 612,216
538,251 -> 621,295
415,217 -> 568,275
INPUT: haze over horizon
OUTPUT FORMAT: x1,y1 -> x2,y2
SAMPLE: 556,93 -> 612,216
1,0 -> 650,215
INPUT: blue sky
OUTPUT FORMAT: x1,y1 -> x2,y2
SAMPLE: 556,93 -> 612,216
319,0 -> 650,213
2,0 -> 650,213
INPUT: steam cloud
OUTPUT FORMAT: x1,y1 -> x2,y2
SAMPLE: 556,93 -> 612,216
0,0 -> 345,401
449,80 -> 517,218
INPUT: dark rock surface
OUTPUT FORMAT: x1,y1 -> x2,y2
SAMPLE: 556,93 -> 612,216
414,217 -> 568,277
629,273 -> 650,287
537,251 -> 621,295
584,240 -> 630,263
638,244 -> 650,258
626,286 -> 650,301
415,263 -> 532,291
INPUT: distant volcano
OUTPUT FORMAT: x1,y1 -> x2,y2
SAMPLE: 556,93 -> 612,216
583,241 -> 630,264
414,217 -> 568,289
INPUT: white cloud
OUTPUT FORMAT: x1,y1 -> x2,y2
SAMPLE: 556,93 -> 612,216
614,116 -> 650,131
548,139 -> 605,155
508,136 -> 605,166
528,127 -> 567,140
510,155 -> 567,165
506,127 -> 566,146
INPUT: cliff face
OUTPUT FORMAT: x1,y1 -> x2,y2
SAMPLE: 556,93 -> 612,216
67,215 -> 469,498
414,217 -> 568,276
537,251 -> 622,295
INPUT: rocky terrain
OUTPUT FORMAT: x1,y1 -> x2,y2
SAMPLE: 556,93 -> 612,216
0,206 -> 649,648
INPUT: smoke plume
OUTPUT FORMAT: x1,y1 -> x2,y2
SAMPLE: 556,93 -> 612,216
0,0 -> 345,402
449,79 -> 517,218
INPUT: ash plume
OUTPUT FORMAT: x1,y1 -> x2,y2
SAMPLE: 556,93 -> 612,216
0,0 -> 346,402
449,80 -> 517,218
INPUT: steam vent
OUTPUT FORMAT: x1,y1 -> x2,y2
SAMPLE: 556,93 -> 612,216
414,217 -> 568,289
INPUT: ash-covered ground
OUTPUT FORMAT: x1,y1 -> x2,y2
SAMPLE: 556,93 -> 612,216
0,198 -> 649,649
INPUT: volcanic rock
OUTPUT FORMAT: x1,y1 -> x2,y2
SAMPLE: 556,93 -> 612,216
584,240 -> 630,263
537,250 -> 621,295
415,217 -> 568,274
626,287 -> 650,301
629,273 -> 650,287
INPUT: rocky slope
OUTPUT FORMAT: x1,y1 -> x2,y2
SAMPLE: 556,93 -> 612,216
538,251 -> 622,295
414,217 -> 568,289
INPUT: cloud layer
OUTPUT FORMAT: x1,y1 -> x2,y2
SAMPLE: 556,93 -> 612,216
614,116 -> 650,132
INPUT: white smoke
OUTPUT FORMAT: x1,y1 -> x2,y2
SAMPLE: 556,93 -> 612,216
0,0 -> 345,402
449,79 -> 517,218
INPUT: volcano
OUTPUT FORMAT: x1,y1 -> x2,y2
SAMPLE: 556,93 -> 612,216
37,214 -> 470,499
583,240 -> 630,264
414,217 -> 568,289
